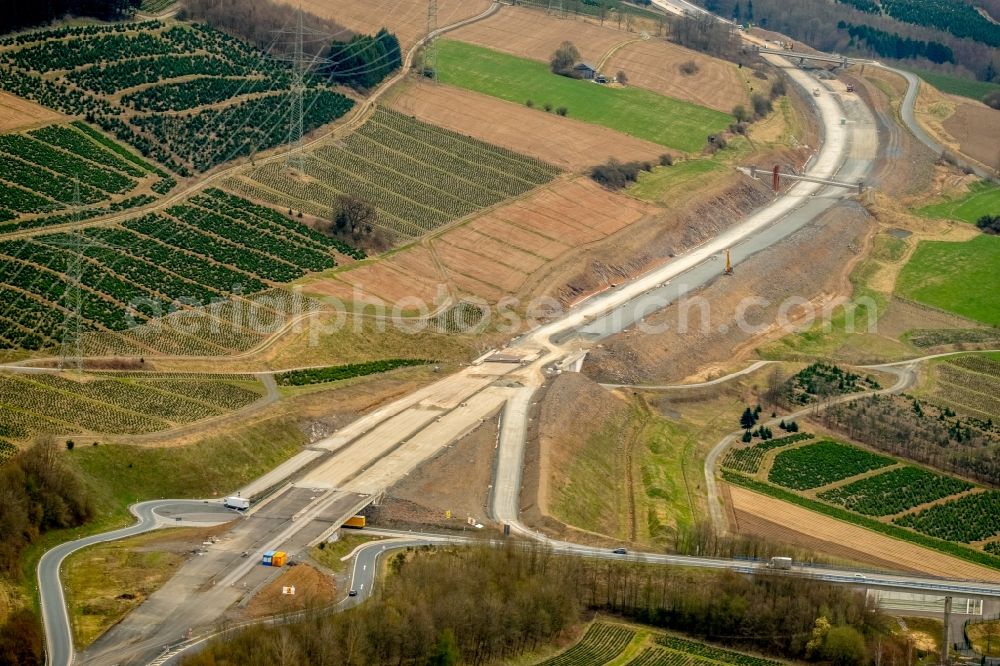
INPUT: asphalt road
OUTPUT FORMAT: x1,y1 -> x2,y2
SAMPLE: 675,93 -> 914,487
884,65 -> 995,181
38,500 -> 234,666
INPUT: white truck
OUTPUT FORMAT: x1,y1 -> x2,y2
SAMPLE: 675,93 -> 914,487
768,556 -> 793,570
224,496 -> 250,510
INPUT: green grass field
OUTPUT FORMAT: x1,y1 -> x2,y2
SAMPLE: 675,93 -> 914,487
435,40 -> 732,153
629,136 -> 752,203
896,235 -> 1000,326
909,68 -> 1000,101
917,181 -> 1000,224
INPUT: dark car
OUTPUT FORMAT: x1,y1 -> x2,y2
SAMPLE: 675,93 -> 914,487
348,589 -> 358,597
612,548 -> 627,555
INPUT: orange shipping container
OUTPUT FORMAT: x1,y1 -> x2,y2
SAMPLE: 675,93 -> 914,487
344,515 -> 366,529
271,551 -> 287,567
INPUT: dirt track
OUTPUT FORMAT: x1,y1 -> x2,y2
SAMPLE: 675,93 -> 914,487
389,81 -> 665,170
729,485 -> 1000,582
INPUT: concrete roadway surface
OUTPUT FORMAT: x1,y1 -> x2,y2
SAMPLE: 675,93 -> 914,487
32,17 -> 988,666
38,500 -> 235,666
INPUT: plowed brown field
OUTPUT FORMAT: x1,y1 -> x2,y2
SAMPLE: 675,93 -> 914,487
447,5 -> 746,111
729,485 -> 1000,582
305,178 -> 652,306
943,103 -> 1000,171
0,92 -> 63,132
605,39 -> 749,112
278,0 -> 491,49
389,82 -> 664,170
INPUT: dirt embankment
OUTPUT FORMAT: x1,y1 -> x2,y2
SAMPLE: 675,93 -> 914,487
519,373 -> 638,544
848,70 -> 936,198
378,414 -> 500,531
549,174 -> 774,307
584,200 -> 873,384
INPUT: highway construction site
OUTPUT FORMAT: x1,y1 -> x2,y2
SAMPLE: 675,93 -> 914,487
17,3 -> 1000,665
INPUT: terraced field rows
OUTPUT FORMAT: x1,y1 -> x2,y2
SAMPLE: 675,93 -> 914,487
0,121 -> 172,232
538,623 -> 635,665
817,466 -> 973,516
895,491 -> 1000,543
0,21 -> 353,175
0,191 -> 352,351
768,441 -> 895,490
654,636 -> 783,666
0,372 -> 264,438
721,433 -> 814,474
931,355 -> 1000,419
234,108 -> 560,241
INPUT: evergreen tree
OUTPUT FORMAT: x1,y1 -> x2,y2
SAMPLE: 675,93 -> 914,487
740,407 -> 756,430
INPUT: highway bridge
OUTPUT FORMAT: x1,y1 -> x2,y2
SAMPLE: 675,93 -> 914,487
754,46 -> 875,67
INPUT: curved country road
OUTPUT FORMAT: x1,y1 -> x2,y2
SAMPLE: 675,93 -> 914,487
39,500 -> 234,666
702,349 -> 1000,533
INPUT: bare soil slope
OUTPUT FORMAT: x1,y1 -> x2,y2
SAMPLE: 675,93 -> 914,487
448,6 -> 746,111
279,0 -> 491,49
306,178 -> 655,306
0,92 -> 63,132
942,103 -> 1000,172
389,81 -> 665,170
730,485 -> 1000,582
605,39 -> 749,112
584,201 -> 872,384
382,414 -> 499,529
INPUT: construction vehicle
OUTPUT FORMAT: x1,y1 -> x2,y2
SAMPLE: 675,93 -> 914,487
768,556 -> 793,570
224,496 -> 250,510
723,249 -> 734,276
343,515 -> 366,529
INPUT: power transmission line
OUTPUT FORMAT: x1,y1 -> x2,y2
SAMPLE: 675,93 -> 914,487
425,0 -> 438,81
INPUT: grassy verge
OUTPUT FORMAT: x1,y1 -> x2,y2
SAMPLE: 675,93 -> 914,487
435,39 -> 732,152
275,359 -> 432,386
62,528 -> 206,647
630,158 -> 727,203
310,533 -> 382,574
968,620 -> 1000,657
19,416 -> 306,609
895,234 -> 1000,326
907,68 -> 1000,102
917,181 -> 1000,224
722,471 -> 1000,571
760,255 -> 889,359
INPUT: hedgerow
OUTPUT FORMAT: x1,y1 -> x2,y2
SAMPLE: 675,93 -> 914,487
276,359 -> 433,386
722,471 -> 1000,571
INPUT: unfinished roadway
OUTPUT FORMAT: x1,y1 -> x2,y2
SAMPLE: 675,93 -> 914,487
37,20 -> 990,666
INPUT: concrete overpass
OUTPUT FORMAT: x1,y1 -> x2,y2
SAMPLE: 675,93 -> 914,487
754,46 -> 874,67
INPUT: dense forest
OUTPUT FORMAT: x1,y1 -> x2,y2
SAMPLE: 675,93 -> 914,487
840,22 -> 954,63
0,443 -> 94,666
323,29 -> 402,90
698,0 -> 1000,83
184,544 -> 900,666
180,0 -> 351,57
0,0 -> 139,35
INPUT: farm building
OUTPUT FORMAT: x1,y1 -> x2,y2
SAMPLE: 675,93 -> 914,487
574,62 -> 597,79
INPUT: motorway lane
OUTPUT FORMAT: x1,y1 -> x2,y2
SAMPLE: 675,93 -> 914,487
38,500 -> 234,666
559,60 -> 876,341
